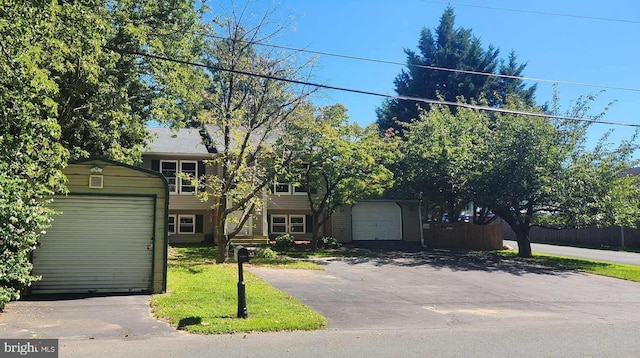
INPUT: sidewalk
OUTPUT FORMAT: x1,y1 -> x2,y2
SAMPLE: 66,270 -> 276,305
504,240 -> 640,266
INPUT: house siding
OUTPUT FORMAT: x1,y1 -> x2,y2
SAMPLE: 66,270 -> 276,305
141,155 -> 214,211
331,206 -> 353,242
400,202 -> 421,242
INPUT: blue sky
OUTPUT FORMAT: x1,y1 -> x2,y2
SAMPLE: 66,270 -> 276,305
213,0 -> 640,150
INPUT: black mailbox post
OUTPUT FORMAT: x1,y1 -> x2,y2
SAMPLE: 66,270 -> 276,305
235,247 -> 250,318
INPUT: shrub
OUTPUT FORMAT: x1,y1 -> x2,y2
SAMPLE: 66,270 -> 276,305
274,234 -> 295,248
318,236 -> 341,249
256,247 -> 278,259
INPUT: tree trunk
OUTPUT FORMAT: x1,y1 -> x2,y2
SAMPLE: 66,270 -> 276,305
310,213 -> 321,252
515,226 -> 532,258
215,215 -> 228,263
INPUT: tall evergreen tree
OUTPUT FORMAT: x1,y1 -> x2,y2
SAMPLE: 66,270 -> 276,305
376,7 -> 536,133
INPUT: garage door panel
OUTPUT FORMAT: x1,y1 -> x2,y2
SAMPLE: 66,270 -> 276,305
31,196 -> 154,294
352,202 -> 402,241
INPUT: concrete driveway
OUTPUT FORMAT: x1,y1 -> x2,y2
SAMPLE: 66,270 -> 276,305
0,294 -> 178,340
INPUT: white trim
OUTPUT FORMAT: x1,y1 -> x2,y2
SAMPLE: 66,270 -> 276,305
292,185 -> 307,195
179,160 -> 198,195
273,182 -> 291,194
160,160 -> 178,194
88,175 -> 104,189
270,214 -> 288,234
168,215 -> 176,234
289,214 -> 306,233
178,215 -> 195,234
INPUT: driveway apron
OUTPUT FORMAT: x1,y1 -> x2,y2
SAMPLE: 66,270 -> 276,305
0,294 -> 178,340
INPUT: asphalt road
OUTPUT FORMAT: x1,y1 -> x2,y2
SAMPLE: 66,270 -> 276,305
2,250 -> 640,357
504,240 -> 640,265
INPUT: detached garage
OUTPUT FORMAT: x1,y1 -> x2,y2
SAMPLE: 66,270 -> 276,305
331,200 -> 422,243
30,158 -> 168,295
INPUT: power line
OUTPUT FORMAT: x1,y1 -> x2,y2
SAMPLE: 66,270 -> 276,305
206,34 -> 640,94
107,46 -> 640,128
420,0 -> 640,25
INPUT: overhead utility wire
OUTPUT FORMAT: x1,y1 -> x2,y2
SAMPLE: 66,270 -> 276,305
207,35 -> 640,94
421,0 -> 640,25
107,47 -> 640,128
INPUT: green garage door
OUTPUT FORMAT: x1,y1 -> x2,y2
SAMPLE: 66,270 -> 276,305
31,196 -> 155,294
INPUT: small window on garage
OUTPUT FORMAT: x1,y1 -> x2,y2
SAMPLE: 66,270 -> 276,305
270,215 -> 287,234
168,215 -> 176,234
178,215 -> 195,234
289,215 -> 306,233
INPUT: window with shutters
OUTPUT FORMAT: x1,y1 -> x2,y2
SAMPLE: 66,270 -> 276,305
157,160 -> 201,195
160,160 -> 178,194
180,161 -> 197,194
270,215 -> 287,234
168,215 -> 176,234
178,215 -> 195,234
289,215 -> 305,233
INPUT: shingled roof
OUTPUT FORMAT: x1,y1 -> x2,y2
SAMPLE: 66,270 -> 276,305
145,127 -> 214,155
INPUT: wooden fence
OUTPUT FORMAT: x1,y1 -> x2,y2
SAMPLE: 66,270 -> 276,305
502,221 -> 640,249
423,223 -> 503,250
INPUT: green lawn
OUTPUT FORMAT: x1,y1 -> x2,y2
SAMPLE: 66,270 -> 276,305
151,245 -> 327,334
494,250 -> 640,282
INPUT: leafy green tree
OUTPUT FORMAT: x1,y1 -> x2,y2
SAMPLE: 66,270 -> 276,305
284,104 -> 394,250
471,96 -> 640,257
376,7 -> 536,133
0,0 -> 67,309
395,101 -> 486,222
196,9 -> 314,263
50,0 -> 207,163
402,94 -> 639,257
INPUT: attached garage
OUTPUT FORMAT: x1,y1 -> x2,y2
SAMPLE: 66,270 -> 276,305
30,158 -> 168,295
351,202 -> 402,241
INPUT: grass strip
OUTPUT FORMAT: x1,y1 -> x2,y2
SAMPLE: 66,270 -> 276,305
494,250 -> 640,282
152,245 -> 326,334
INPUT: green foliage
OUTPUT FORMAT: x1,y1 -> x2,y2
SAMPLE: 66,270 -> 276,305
0,1 -> 68,310
195,6 -> 314,263
377,7 -> 536,133
47,0 -> 208,163
256,247 -> 278,259
396,101 -> 486,220
274,234 -> 296,249
400,93 -> 640,257
317,236 -> 341,249
283,104 -> 395,248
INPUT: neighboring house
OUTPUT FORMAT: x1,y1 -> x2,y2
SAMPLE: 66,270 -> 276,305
143,126 -> 422,244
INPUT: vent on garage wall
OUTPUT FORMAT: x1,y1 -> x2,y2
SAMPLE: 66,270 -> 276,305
89,175 -> 104,189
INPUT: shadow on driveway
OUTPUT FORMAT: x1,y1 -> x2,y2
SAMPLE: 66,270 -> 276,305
331,241 -> 575,278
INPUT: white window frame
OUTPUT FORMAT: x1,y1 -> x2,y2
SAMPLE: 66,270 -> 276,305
270,215 -> 288,234
289,215 -> 306,233
160,160 -> 178,194
179,160 -> 198,195
292,184 -> 307,195
273,182 -> 291,194
178,215 -> 195,234
168,215 -> 176,234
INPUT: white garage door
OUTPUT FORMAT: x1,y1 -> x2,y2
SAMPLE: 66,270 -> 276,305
31,196 -> 154,294
352,202 -> 402,241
